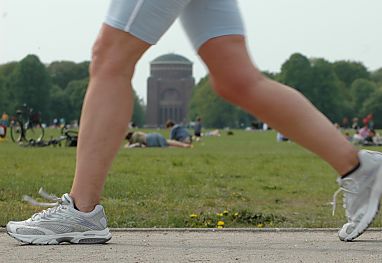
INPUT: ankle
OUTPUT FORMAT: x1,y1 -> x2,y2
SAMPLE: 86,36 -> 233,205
336,149 -> 359,177
69,194 -> 98,213
341,161 -> 361,178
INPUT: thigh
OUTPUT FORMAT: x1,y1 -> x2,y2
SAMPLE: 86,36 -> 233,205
180,0 -> 245,50
105,0 -> 191,45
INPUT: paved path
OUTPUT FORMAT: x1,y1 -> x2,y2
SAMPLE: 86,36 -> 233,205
1,228 -> 382,262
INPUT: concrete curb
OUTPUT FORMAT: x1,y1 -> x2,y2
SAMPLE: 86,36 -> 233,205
1,227 -> 382,233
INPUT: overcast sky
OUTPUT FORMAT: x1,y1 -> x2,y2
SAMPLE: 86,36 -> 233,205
1,0 -> 381,101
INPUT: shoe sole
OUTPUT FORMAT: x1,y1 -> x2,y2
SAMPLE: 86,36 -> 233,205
7,229 -> 112,245
342,164 -> 382,242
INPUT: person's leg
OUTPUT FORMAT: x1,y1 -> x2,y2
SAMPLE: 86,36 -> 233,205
7,0 -> 194,245
196,35 -> 382,244
197,35 -> 358,176
187,0 -> 382,241
71,0 -> 192,212
167,139 -> 192,148
70,25 -> 151,212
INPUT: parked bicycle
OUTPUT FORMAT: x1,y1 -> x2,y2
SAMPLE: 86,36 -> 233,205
10,104 -> 44,143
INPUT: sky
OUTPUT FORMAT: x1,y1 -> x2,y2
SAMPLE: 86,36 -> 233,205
1,0 -> 381,102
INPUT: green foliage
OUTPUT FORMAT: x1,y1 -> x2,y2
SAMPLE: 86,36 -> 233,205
132,89 -> 145,127
9,55 -> 50,115
0,62 -> 23,113
47,61 -> 89,90
185,209 -> 286,228
279,54 -> 342,121
280,53 -> 313,99
0,53 -> 381,128
64,79 -> 89,121
278,54 -> 378,123
371,68 -> 382,86
0,55 -> 146,125
309,59 -> 346,121
350,79 -> 378,111
48,85 -> 72,121
361,89 -> 382,128
332,60 -> 370,87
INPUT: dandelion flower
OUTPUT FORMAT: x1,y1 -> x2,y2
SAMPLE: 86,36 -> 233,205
190,213 -> 198,219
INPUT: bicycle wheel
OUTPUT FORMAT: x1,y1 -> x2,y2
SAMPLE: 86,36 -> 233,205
10,120 -> 24,143
25,123 -> 44,142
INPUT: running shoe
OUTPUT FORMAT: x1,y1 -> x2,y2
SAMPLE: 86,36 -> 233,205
6,189 -> 112,245
333,150 -> 382,241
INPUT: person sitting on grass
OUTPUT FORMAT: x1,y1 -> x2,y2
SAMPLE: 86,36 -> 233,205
166,120 -> 192,144
352,125 -> 370,144
124,131 -> 191,148
362,129 -> 382,146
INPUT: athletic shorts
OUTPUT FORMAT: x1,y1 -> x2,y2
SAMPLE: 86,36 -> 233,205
104,0 -> 245,50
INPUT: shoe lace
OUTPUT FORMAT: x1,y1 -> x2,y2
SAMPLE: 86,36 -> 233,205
22,188 -> 64,220
332,178 -> 359,216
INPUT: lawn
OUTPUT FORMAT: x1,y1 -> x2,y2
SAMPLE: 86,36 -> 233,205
0,128 -> 380,229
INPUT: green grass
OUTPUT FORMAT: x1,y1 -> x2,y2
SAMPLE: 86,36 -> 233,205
1,128 -> 381,228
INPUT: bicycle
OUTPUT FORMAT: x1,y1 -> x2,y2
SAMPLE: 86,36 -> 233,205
10,104 -> 44,143
60,126 -> 78,147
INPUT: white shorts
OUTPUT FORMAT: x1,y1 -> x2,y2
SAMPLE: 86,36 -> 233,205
104,0 -> 245,50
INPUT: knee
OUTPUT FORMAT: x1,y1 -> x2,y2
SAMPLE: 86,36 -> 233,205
90,34 -> 144,79
90,40 -> 132,79
211,71 -> 266,102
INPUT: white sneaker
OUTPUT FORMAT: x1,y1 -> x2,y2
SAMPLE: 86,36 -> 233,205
333,150 -> 382,241
6,190 -> 112,245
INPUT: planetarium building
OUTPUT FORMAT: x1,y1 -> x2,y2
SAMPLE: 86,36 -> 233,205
146,53 -> 195,127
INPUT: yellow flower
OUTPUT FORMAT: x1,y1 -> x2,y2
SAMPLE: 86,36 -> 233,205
217,221 -> 225,228
223,210 -> 229,216
233,212 -> 239,217
216,213 -> 223,217
190,213 -> 198,219
256,223 -> 264,228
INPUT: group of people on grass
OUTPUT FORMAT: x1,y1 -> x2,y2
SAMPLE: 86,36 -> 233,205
340,114 -> 382,146
125,118 -> 203,149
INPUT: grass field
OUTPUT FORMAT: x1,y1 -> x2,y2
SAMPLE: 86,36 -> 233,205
1,128 -> 381,229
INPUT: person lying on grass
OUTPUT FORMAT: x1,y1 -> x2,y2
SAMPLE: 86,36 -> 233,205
124,131 -> 192,148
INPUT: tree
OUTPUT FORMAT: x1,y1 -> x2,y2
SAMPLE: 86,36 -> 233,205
332,61 -> 370,88
0,62 -> 19,113
350,79 -> 378,114
361,89 -> 382,128
371,68 -> 382,86
309,59 -> 346,121
279,53 -> 313,99
9,55 -> 51,118
65,79 -> 88,121
131,90 -> 145,127
48,85 -> 72,123
47,61 -> 90,89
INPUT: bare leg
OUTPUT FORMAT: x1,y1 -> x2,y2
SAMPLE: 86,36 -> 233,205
70,25 -> 150,212
167,140 -> 192,148
198,35 -> 358,175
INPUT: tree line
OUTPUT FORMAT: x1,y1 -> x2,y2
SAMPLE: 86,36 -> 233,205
189,53 -> 382,128
0,55 -> 145,126
1,53 -> 381,128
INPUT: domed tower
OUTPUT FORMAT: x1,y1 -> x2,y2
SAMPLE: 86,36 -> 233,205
146,53 -> 195,127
